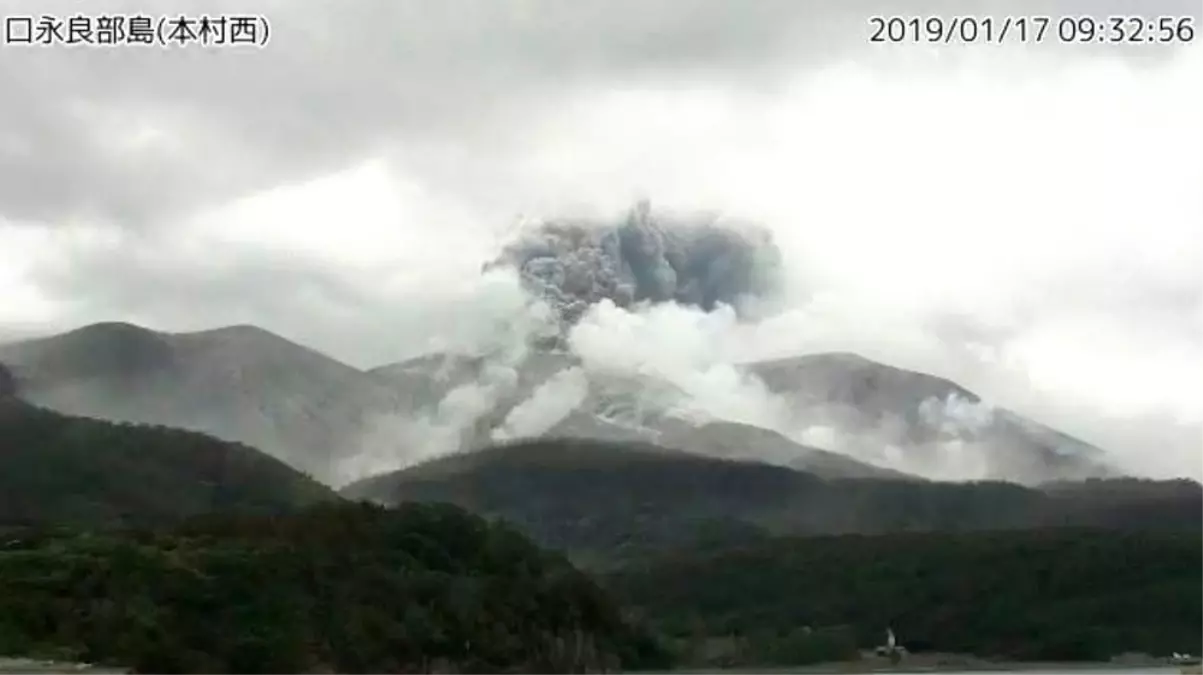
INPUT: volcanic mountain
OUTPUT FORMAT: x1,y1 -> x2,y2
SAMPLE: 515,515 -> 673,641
365,348 -> 1114,485
2,321 -> 1114,487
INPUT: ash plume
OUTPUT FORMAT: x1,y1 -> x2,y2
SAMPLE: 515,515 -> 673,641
486,200 -> 784,327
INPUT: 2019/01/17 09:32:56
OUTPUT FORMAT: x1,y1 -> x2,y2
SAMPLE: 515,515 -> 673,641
868,14 -> 1196,45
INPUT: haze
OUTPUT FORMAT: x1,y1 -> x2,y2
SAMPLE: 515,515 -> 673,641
0,0 -> 1199,480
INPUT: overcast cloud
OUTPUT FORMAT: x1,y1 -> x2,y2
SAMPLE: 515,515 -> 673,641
1,0 -> 1200,479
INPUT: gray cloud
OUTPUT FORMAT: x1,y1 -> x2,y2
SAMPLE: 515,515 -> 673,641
2,0 -> 1196,226
19,230 -> 418,365
0,0 -> 833,227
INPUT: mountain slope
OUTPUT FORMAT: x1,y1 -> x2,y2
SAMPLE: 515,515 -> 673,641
340,438 -> 1200,564
341,438 -> 804,562
0,394 -> 338,528
745,352 -> 1112,483
371,348 -> 1113,484
0,361 -> 15,398
658,420 -> 915,480
367,350 -> 917,481
3,322 -> 1114,487
0,323 -> 411,484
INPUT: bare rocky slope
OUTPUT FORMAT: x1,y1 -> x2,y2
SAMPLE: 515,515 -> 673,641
368,349 -> 1114,484
742,352 -> 1113,482
2,322 -> 1115,487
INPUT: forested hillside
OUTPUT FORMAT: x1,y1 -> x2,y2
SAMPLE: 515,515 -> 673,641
608,529 -> 1203,668
343,438 -> 1203,564
0,502 -> 669,673
0,362 -> 14,398
0,395 -> 339,528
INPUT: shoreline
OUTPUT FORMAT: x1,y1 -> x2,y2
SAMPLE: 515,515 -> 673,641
768,664 -> 1181,673
646,654 -> 1186,674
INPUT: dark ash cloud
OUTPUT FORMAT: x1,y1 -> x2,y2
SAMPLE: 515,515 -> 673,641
488,201 -> 783,325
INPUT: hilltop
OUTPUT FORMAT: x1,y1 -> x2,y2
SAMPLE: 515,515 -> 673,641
342,437 -> 1200,565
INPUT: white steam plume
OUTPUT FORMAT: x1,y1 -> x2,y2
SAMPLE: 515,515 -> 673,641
492,366 -> 589,441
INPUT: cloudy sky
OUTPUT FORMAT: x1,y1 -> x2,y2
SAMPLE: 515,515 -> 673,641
1,0 -> 1200,478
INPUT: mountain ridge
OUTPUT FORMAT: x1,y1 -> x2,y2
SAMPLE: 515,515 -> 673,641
340,437 -> 1200,565
0,322 -> 406,484
2,321 -> 1118,487
367,346 -> 1115,484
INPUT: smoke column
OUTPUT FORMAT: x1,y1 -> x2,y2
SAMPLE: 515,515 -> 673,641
486,200 -> 785,330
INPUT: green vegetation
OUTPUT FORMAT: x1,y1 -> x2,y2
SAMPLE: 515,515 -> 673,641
608,529 -> 1203,667
0,501 -> 669,673
0,362 -> 14,398
0,398 -> 338,529
342,438 -> 1202,565
342,438 -> 795,563
2,398 -> 1198,672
